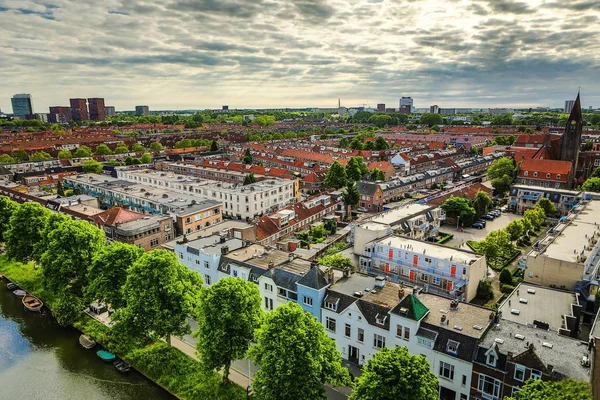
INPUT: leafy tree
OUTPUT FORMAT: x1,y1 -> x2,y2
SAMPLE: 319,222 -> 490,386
0,154 -> 16,164
524,208 -> 545,229
345,157 -> 363,182
535,197 -> 557,216
491,175 -> 513,194
582,177 -> 600,192
86,242 -> 143,309
491,113 -> 513,126
324,160 -> 347,189
140,152 -> 153,164
342,181 -> 360,218
506,378 -> 591,400
476,280 -> 494,302
0,196 -> 18,242
364,140 -> 375,151
249,302 -> 350,400
132,143 -> 146,152
419,113 -> 443,126
472,191 -> 492,218
374,136 -> 389,150
505,220 -> 524,241
12,149 -> 28,161
590,167 -> 600,179
479,229 -> 513,266
441,197 -> 476,225
349,137 -> 364,150
30,151 -> 52,161
149,141 -> 163,151
499,268 -> 513,285
487,157 -> 515,180
50,123 -> 65,134
210,140 -> 219,152
73,145 -> 92,157
113,250 -> 203,346
243,173 -> 257,185
83,160 -> 104,174
57,149 -> 72,159
318,254 -> 353,270
349,346 -> 438,400
113,143 -> 129,154
33,212 -> 71,263
54,290 -> 83,327
339,137 -> 350,148
5,202 -> 51,261
125,156 -> 134,165
194,278 -> 263,383
242,148 -> 253,164
431,124 -> 441,132
521,217 -> 533,235
94,144 -> 113,155
370,168 -> 386,181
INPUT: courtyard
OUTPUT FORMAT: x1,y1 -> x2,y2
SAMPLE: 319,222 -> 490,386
445,212 -> 522,249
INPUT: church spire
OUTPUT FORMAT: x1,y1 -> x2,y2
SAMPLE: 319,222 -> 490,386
568,91 -> 583,126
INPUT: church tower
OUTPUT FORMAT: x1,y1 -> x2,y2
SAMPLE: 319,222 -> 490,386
559,92 -> 583,173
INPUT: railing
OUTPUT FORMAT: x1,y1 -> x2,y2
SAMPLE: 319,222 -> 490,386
370,257 -> 468,282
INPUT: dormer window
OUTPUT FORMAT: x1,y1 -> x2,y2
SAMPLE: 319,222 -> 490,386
556,174 -> 561,179
524,171 -> 529,176
533,172 -> 538,177
487,353 -> 496,367
375,313 -> 387,326
546,173 -> 551,178
447,340 -> 460,355
324,298 -> 339,311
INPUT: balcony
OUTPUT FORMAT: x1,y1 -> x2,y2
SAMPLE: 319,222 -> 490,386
371,258 -> 467,282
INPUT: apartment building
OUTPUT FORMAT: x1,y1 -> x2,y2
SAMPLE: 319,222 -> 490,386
508,185 -> 582,215
172,200 -> 223,235
358,235 -> 487,302
516,159 -> 574,190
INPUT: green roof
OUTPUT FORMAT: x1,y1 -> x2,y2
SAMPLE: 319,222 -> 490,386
392,294 -> 429,321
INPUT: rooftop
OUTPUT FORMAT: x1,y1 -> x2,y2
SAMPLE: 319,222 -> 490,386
181,235 -> 245,255
373,235 -> 482,265
116,214 -> 170,234
366,203 -> 434,226
162,220 -> 254,250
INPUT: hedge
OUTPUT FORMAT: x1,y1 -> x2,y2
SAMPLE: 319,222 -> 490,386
436,232 -> 454,244
501,284 -> 516,294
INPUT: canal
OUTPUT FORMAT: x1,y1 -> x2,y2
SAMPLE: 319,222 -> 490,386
0,281 -> 175,400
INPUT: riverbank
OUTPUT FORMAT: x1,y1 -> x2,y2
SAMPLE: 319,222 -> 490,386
0,256 -> 245,400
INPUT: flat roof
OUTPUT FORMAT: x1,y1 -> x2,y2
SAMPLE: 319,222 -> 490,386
367,203 -> 433,226
329,273 -> 383,297
63,203 -> 103,216
162,220 -> 253,250
374,235 -> 482,265
184,235 -> 245,255
419,293 -> 491,339
512,184 -> 581,196
357,221 -> 390,231
498,283 -> 576,330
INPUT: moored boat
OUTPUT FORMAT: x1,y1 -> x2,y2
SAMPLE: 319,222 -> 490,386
22,294 -> 43,312
96,349 -> 116,362
113,359 -> 132,373
79,334 -> 96,349
7,282 -> 18,290
13,289 -> 27,297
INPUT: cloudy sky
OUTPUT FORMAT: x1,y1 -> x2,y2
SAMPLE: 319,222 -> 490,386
1,0 -> 599,112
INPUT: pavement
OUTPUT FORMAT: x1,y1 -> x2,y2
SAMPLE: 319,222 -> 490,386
446,212 -> 521,249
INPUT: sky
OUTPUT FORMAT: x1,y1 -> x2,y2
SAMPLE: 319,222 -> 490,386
1,0 -> 600,112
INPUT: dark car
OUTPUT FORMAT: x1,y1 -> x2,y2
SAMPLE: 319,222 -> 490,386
481,214 -> 495,220
472,222 -> 484,229
476,219 -> 487,227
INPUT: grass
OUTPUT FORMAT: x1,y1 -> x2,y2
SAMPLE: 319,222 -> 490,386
0,255 -> 246,400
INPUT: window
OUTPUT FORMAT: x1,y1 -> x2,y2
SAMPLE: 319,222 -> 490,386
373,334 -> 386,349
278,287 -> 287,297
531,369 -> 542,380
487,353 -> 496,367
195,260 -> 200,265
533,172 -> 538,177
524,171 -> 529,176
478,374 -> 501,399
546,173 -> 551,178
375,313 -> 387,325
264,297 -> 273,311
205,275 -> 211,285
324,298 -> 339,311
326,317 -> 337,333
417,337 -> 432,348
345,324 -> 351,338
460,394 -> 468,400
556,174 -> 561,179
194,214 -> 201,221
462,375 -> 467,387
447,339 -> 460,355
439,361 -> 454,381
404,327 -> 410,341
204,261 -> 209,269
264,283 -> 273,292
150,238 -> 159,247
303,296 -> 313,306
357,328 -> 364,343
396,324 -> 403,337
514,365 -> 526,382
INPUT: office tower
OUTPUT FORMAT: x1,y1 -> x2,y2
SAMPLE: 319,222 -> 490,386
400,96 -> 413,111
429,105 -> 439,114
135,105 -> 149,116
564,100 -> 575,113
377,104 -> 385,112
70,98 -> 89,121
48,106 -> 71,123
88,98 -> 106,121
104,106 -> 116,117
11,94 -> 33,118
222,105 -> 229,111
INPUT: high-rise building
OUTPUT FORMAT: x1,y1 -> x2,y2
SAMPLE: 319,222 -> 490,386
48,106 -> 71,123
377,103 -> 385,112
104,106 -> 116,117
135,105 -> 149,116
88,98 -> 106,121
400,97 -> 413,111
222,105 -> 229,111
70,98 -> 89,121
564,100 -> 575,113
429,105 -> 439,114
559,92 -> 582,183
11,94 -> 33,118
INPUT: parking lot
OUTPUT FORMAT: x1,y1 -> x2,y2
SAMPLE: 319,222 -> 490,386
445,212 -> 521,249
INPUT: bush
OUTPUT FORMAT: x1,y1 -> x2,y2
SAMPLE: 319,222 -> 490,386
477,280 -> 494,302
499,268 -> 513,285
501,284 -> 516,294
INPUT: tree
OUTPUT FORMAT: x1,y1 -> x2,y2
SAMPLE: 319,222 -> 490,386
342,181 -> 360,218
318,254 -> 353,270
370,168 -> 386,181
487,157 -> 515,180
521,217 -> 533,235
125,156 -> 134,165
419,113 -> 443,126
364,140 -> 375,150
249,302 -> 350,400
535,197 -> 557,216
524,208 -> 545,229
113,250 -> 203,346
58,149 -> 73,159
94,144 -> 113,155
374,136 -> 389,150
33,212 -> 71,263
210,140 -> 219,152
499,268 -> 513,285
324,160 -> 347,189
140,152 -> 153,164
506,378 -> 591,400
194,278 -> 263,383
149,141 -> 163,151
243,173 -> 257,185
349,137 -> 364,150
441,197 -> 476,225
491,174 -> 513,194
12,149 -> 28,161
349,346 -> 438,400
339,137 -> 350,148
30,151 -> 52,161
242,148 -> 253,164
50,123 -> 65,134
132,143 -> 146,152
113,143 -> 129,154
73,145 -> 92,157
0,154 -> 16,164
86,242 -> 143,309
479,229 -> 513,266
505,220 -> 524,241
311,224 -> 326,239
5,202 -> 51,261
40,219 -> 105,300
430,124 -> 441,132
472,191 -> 492,218
345,157 -> 363,182
83,160 -> 103,174
0,196 -> 17,242
582,177 -> 600,192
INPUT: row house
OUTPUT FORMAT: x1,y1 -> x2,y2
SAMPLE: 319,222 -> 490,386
452,153 -> 505,179
359,235 -> 487,302
508,185 -> 582,215
155,160 -> 294,183
410,149 -> 468,174
516,158 -> 574,190
20,170 -> 79,190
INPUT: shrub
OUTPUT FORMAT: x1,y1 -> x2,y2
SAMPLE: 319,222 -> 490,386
501,284 -> 516,294
499,268 -> 513,285
477,280 -> 494,302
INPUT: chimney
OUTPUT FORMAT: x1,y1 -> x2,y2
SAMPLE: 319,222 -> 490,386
441,314 -> 447,325
221,245 -> 229,255
398,287 -> 405,300
220,236 -> 226,243
489,312 -> 495,324
507,351 -> 513,359
268,260 -> 275,269
375,276 -> 385,288
328,268 -> 335,285
288,253 -> 294,262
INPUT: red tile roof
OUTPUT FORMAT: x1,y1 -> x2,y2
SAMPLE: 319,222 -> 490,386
518,159 -> 571,182
90,207 -> 145,227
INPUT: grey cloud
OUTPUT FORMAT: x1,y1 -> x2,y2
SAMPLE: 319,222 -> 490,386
477,0 -> 530,14
293,1 -> 336,19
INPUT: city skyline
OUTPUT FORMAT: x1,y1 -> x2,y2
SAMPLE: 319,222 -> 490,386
1,0 -> 599,111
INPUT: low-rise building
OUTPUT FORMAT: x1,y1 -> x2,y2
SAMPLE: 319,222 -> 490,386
516,158 -> 574,190
171,200 -> 223,236
508,184 -> 582,215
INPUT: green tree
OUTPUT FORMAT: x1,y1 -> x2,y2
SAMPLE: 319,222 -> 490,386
339,137 -> 350,148
524,208 -> 545,229
73,145 -> 92,157
12,149 -> 28,161
349,137 -> 364,150
521,217 -> 533,235
58,149 -> 73,159
194,278 -> 263,383
86,242 -> 143,309
113,143 -> 129,154
506,378 -> 591,400
499,268 -> 513,285
149,141 -> 163,151
487,157 -> 515,180
535,197 -> 557,216
33,212 -> 71,263
210,140 -> 219,152
140,152 -> 153,164
132,143 -> 146,152
349,346 -> 438,400
324,160 -> 347,189
50,123 -> 65,134
249,302 -> 350,400
582,177 -> 600,192
491,175 -> 513,194
5,202 -> 51,261
505,220 -> 524,241
0,154 -> 16,164
419,113 -> 443,126
242,148 -> 253,164
243,173 -> 257,185
0,196 -> 18,242
30,151 -> 52,161
342,181 -> 360,218
430,124 -> 441,132
472,191 -> 492,218
374,136 -> 389,150
125,156 -> 134,165
318,254 -> 353,270
345,157 -> 363,182
364,140 -> 375,151
113,250 -> 203,346
83,160 -> 104,174
370,168 -> 386,181
94,144 -> 113,155
441,197 -> 476,225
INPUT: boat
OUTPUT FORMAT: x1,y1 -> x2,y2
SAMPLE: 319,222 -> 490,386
22,294 -> 43,312
113,359 -> 132,373
79,334 -> 96,349
7,282 -> 18,290
96,349 -> 116,362
13,289 -> 27,297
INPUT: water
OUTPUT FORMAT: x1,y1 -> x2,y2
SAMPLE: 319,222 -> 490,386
0,281 -> 175,400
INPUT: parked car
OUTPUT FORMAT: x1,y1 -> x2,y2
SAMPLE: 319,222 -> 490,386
490,210 -> 501,217
356,207 -> 369,213
476,219 -> 487,227
482,214 -> 495,220
472,222 -> 484,229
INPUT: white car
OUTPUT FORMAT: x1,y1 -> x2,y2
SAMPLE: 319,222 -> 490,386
356,207 -> 369,213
